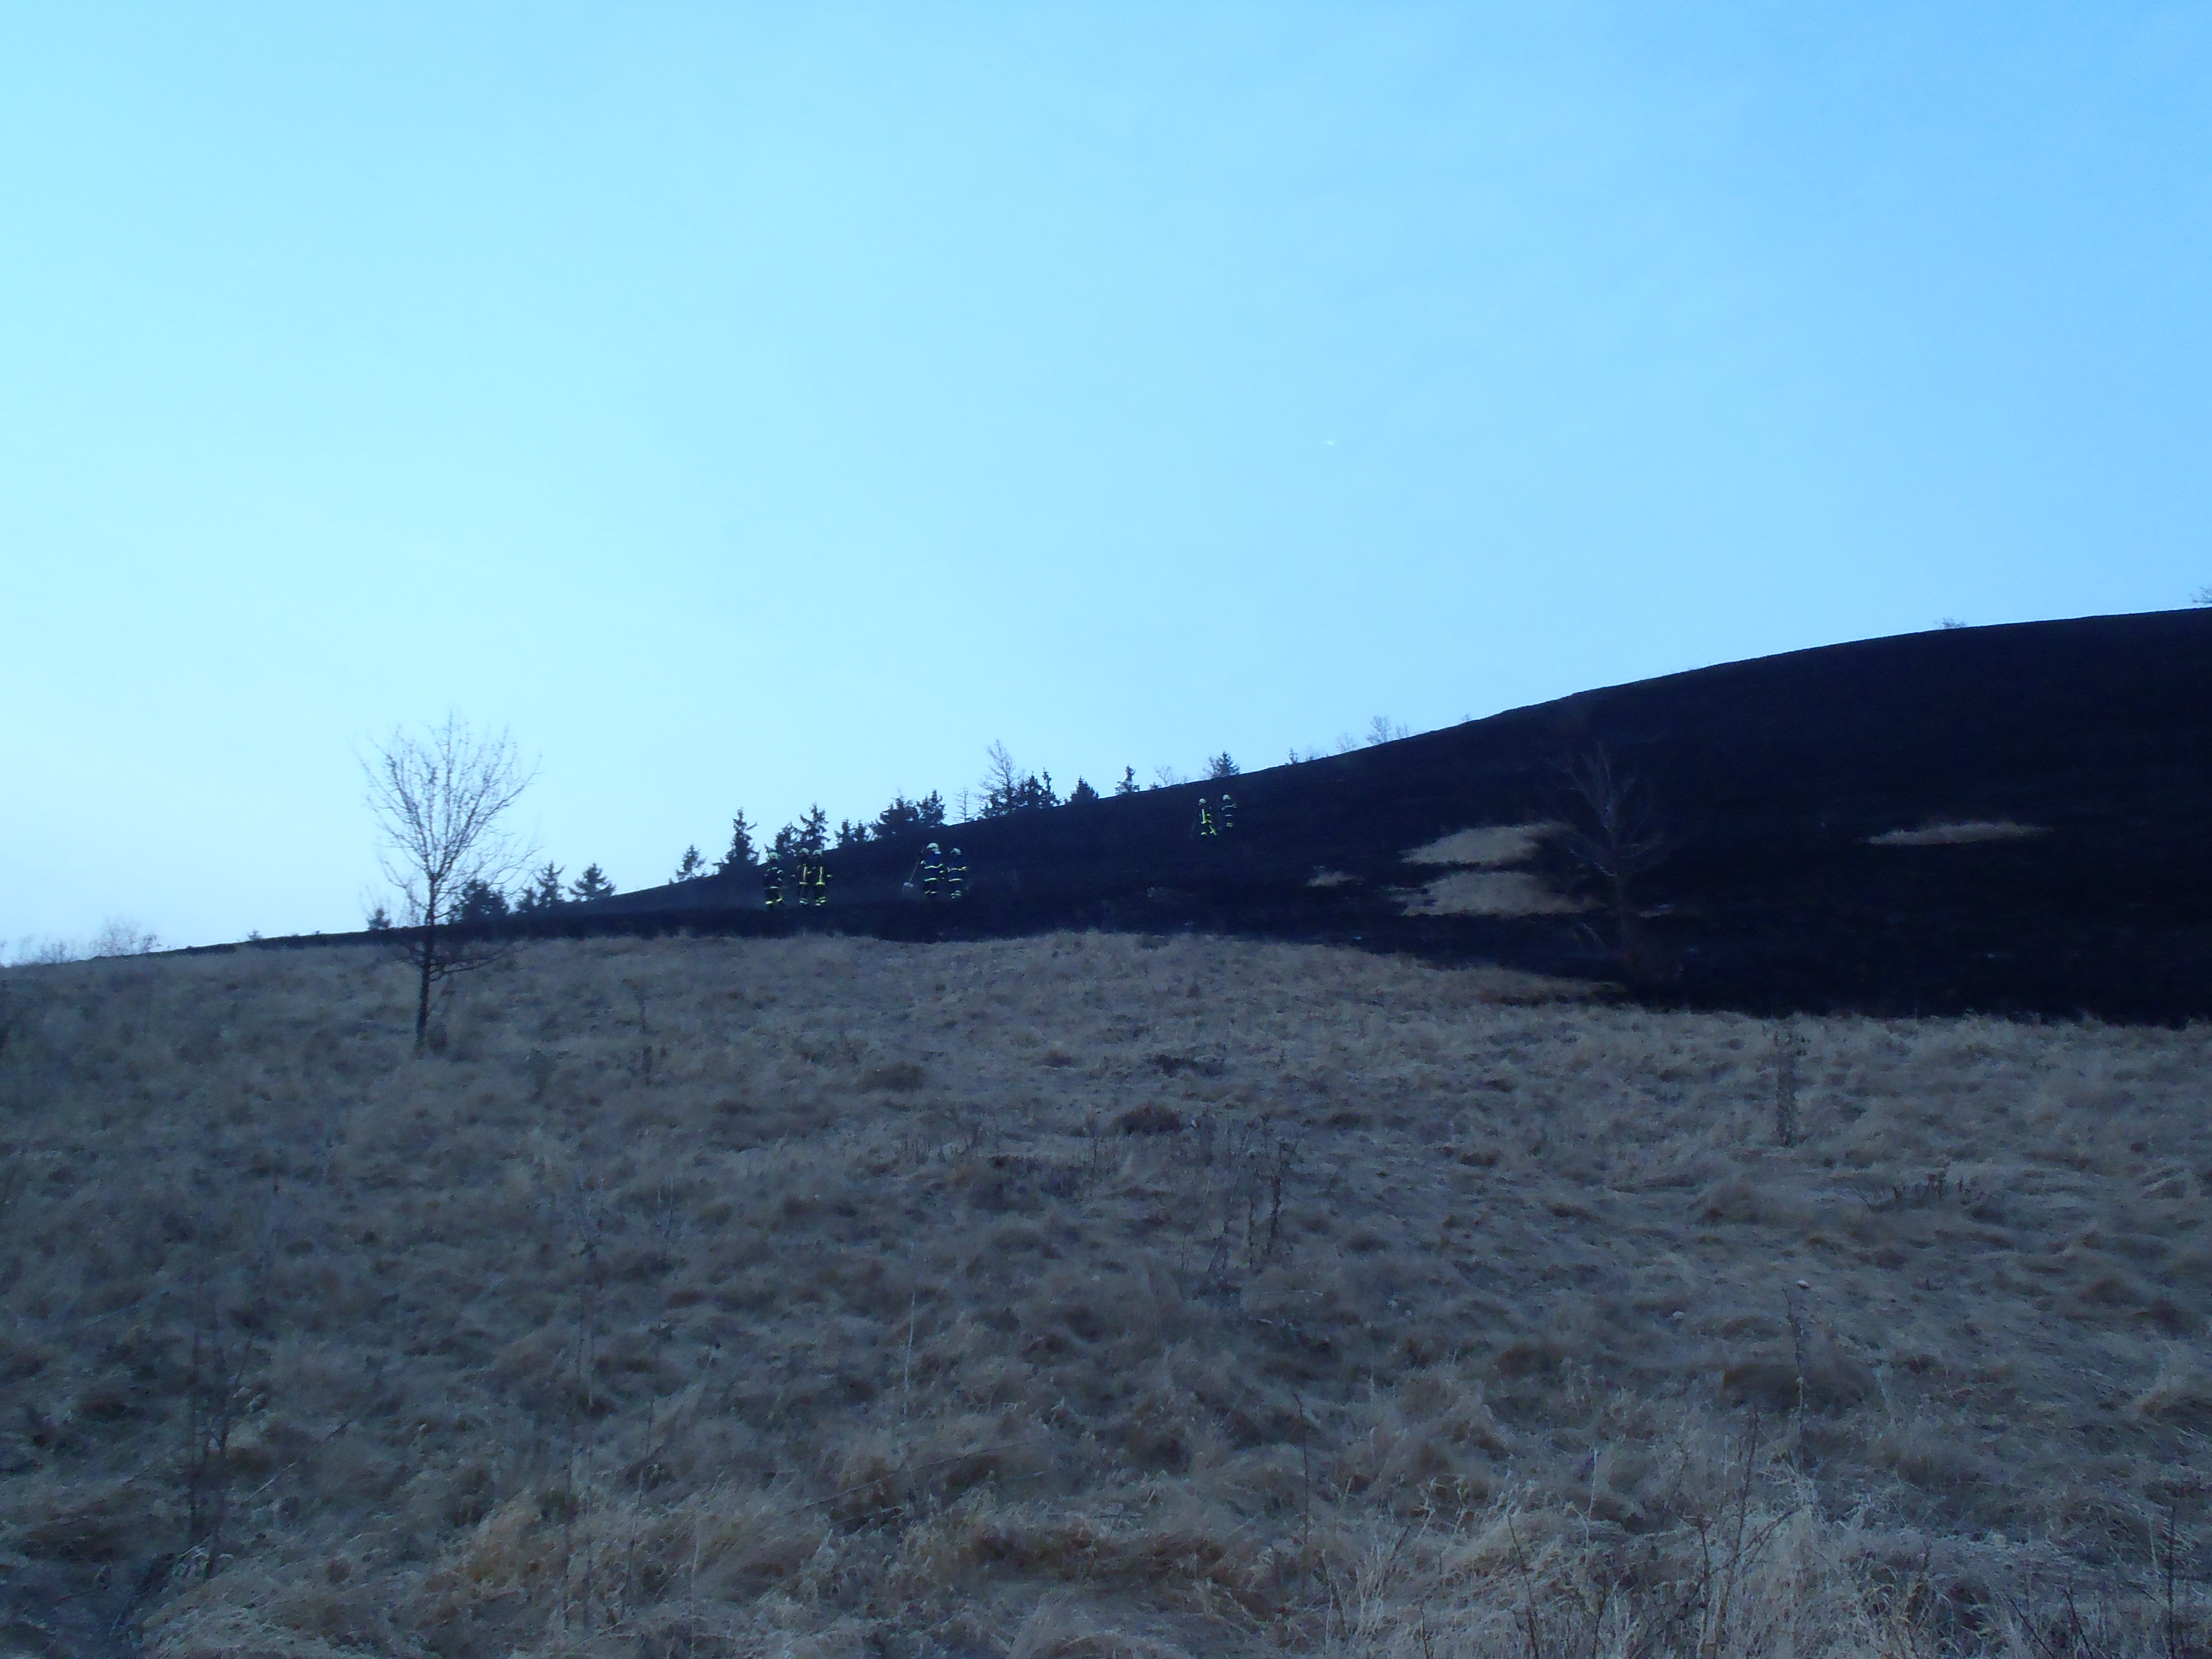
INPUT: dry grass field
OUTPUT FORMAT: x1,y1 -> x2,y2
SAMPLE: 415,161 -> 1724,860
2,932 -> 2209,1656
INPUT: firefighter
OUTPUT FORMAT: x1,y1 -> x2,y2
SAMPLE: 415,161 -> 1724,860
808,859 -> 830,907
1217,792 -> 1237,833
762,854 -> 784,908
946,847 -> 966,900
1196,798 -> 1216,837
919,842 -> 943,899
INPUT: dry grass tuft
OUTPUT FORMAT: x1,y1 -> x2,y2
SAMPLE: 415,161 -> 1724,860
2,934 -> 2208,1655
1868,820 -> 2048,845
1396,824 -> 1583,915
1399,869 -> 1588,917
2132,1347 -> 2212,1425
1403,823 -> 1558,868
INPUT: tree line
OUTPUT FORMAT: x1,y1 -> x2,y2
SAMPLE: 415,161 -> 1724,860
659,743 -> 1253,886
661,791 -> 954,887
359,718 -> 1266,1056
378,859 -> 621,929
341,713 -> 1418,1051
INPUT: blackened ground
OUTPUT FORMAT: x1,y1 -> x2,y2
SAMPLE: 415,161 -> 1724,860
286,610 -> 2212,1021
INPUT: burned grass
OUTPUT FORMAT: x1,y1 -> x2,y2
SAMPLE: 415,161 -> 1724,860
1,934 -> 2208,1655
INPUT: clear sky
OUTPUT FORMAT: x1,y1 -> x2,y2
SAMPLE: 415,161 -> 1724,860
5,4 -> 2208,951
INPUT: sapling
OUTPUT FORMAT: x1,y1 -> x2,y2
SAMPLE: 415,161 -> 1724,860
1772,1023 -> 1802,1147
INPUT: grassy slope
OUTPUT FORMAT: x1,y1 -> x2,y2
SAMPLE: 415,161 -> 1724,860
1,935 -> 2207,1656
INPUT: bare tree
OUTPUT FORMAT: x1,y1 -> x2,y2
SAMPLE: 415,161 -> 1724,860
1556,744 -> 1672,979
363,714 -> 536,1050
11,936 -> 81,966
89,918 -> 160,958
981,741 -> 1021,809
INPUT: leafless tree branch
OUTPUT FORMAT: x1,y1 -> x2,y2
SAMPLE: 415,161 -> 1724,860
1555,743 -> 1673,980
362,713 -> 536,1049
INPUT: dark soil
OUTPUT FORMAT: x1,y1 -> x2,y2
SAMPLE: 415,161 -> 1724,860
273,610 -> 2212,1021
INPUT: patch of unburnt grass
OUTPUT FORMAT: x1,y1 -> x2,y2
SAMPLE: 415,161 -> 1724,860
0,935 -> 2207,1655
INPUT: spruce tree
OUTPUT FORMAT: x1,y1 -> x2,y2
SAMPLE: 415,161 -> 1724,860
514,861 -> 565,913
1207,752 -> 1241,779
451,877 -> 511,924
1068,777 -> 1100,805
715,813 -> 758,874
1010,771 -> 1059,811
1113,767 -> 1140,796
672,845 -> 708,883
980,746 -> 1062,817
796,804 -> 829,857
569,864 -> 617,902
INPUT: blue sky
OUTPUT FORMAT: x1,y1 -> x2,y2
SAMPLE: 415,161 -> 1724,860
5,4 -> 2207,949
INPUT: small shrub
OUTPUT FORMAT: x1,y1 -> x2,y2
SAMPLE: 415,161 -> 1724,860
1115,1103 -> 1183,1135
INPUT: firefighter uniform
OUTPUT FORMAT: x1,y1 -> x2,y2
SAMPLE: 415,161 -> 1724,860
1196,798 -> 1217,837
762,855 -> 784,907
1218,792 -> 1237,832
919,843 -> 943,899
946,848 -> 966,900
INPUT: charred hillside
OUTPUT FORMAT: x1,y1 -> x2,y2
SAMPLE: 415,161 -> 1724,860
528,610 -> 2210,1019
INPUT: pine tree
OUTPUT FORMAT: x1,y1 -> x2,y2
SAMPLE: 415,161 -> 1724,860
836,819 -> 870,849
980,744 -> 1062,817
873,795 -> 923,838
570,864 -> 616,902
715,813 -> 758,874
1113,767 -> 1141,796
672,845 -> 708,883
796,805 -> 829,857
770,824 -> 801,864
1010,771 -> 1059,811
451,877 -> 511,924
1207,752 -> 1241,779
876,790 -> 951,836
1068,777 -> 1100,806
513,861 -> 565,913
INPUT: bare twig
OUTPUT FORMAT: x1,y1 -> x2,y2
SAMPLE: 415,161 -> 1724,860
361,713 -> 536,1049
1554,744 -> 1673,979
1772,1024 -> 1802,1147
1508,1510 -> 1546,1659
